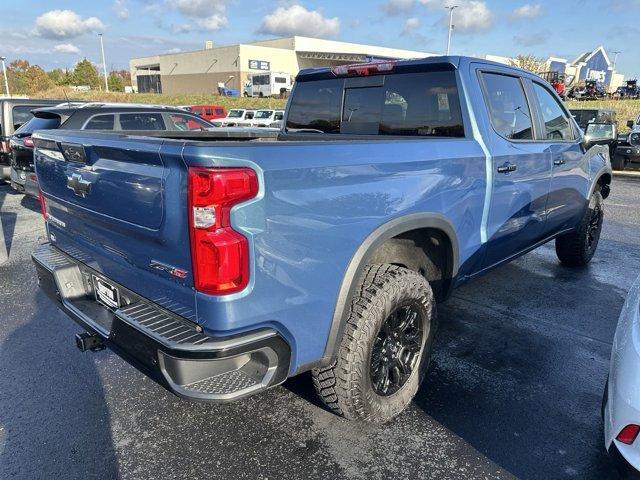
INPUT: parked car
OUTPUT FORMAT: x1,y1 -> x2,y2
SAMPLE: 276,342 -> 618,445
614,80 -> 640,100
210,109 -> 256,127
238,109 -> 280,127
604,275 -> 640,478
268,110 -> 285,129
0,98 -> 67,181
570,109 -> 617,132
9,104 -> 214,197
614,123 -> 640,171
32,56 -> 611,423
185,105 -> 227,121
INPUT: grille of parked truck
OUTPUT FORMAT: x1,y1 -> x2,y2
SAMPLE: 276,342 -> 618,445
31,56 -> 611,422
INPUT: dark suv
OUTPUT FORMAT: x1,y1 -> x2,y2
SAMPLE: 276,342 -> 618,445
9,103 -> 215,197
0,98 -> 67,181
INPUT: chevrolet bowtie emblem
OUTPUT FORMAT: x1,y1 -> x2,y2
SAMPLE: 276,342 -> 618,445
67,173 -> 92,198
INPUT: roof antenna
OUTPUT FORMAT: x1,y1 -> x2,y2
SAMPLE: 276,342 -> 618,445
62,87 -> 70,108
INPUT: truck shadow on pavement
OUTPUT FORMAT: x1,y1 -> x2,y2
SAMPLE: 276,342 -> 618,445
0,187 -> 17,260
286,244 -> 628,480
0,293 -> 119,479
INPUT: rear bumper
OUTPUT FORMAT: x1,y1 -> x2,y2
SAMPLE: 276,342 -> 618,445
616,146 -> 640,159
10,167 -> 38,197
32,243 -> 291,402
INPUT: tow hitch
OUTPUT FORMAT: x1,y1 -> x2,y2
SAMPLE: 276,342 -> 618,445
75,332 -> 105,352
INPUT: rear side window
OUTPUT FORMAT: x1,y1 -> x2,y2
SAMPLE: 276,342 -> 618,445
215,108 -> 224,115
532,82 -> 574,141
167,113 -> 211,131
119,113 -> 165,130
275,77 -> 287,84
481,73 -> 533,140
286,71 -> 464,137
84,114 -> 115,130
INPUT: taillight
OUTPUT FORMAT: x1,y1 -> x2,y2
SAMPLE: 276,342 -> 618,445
188,167 -> 258,294
617,424 -> 640,445
23,136 -> 34,148
0,139 -> 9,153
38,188 -> 47,220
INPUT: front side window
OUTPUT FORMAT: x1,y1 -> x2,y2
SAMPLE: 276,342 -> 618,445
286,70 -> 464,137
119,113 -> 165,130
228,110 -> 243,118
84,114 -> 115,130
481,73 -> 533,140
532,82 -> 574,140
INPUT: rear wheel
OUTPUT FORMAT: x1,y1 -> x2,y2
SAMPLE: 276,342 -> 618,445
312,264 -> 436,422
555,190 -> 604,266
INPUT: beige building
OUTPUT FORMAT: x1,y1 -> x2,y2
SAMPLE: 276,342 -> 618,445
129,36 -> 435,95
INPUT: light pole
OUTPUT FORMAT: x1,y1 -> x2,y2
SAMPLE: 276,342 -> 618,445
98,33 -> 109,92
445,5 -> 458,56
611,51 -> 621,70
0,56 -> 9,97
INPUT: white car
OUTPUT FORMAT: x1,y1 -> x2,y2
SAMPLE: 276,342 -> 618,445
238,109 -> 278,127
604,274 -> 640,478
211,109 -> 256,127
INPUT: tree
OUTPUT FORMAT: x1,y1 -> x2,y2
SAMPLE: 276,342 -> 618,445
107,73 -> 125,92
508,54 -> 547,74
25,65 -> 54,93
47,68 -> 70,86
72,59 -> 101,88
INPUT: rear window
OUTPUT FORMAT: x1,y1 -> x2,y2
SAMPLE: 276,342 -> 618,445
14,115 -> 61,135
12,106 -> 37,129
286,71 -> 464,137
119,113 -> 165,130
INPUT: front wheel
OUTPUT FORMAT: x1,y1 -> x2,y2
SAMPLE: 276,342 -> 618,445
312,264 -> 436,422
555,190 -> 604,266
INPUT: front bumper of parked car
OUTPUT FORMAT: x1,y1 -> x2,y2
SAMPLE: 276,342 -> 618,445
32,243 -> 291,402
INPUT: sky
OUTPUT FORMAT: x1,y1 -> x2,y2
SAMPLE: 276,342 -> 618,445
1,0 -> 639,77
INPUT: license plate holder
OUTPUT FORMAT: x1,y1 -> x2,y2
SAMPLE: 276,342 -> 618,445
92,275 -> 121,310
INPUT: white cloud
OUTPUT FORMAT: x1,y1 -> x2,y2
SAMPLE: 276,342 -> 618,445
446,1 -> 493,32
513,3 -> 542,18
113,0 -> 129,19
53,43 -> 81,54
165,47 -> 182,54
35,10 -> 105,39
167,0 -> 228,31
402,17 -> 421,35
258,5 -> 340,38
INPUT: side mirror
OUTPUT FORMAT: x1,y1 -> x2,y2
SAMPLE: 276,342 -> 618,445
628,120 -> 635,129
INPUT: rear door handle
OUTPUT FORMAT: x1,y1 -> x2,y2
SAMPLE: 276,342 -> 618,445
497,162 -> 517,174
553,158 -> 566,166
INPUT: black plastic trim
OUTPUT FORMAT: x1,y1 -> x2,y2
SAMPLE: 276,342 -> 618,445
300,213 -> 459,373
32,243 -> 291,402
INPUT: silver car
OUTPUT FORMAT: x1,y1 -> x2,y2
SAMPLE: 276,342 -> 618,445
604,274 -> 640,478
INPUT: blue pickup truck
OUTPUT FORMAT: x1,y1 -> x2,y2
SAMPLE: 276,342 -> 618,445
32,56 -> 611,422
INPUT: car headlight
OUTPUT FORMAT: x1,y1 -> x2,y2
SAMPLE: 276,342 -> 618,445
630,132 -> 640,146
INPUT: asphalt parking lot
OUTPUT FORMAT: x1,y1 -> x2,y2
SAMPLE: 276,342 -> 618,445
1,177 -> 639,480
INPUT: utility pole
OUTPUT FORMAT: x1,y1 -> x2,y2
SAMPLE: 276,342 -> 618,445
445,5 -> 458,56
98,33 -> 109,92
0,56 -> 9,97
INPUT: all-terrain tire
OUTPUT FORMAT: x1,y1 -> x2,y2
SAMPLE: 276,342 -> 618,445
312,264 -> 436,422
555,190 -> 604,267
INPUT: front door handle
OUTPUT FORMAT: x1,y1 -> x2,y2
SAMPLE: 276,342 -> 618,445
497,162 -> 517,174
553,158 -> 566,166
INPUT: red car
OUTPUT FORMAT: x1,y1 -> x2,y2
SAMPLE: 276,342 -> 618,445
187,105 -> 227,121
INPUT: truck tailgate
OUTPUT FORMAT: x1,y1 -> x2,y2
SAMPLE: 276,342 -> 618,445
33,132 -> 197,321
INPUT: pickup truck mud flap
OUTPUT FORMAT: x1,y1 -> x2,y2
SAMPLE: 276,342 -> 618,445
32,244 -> 291,402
